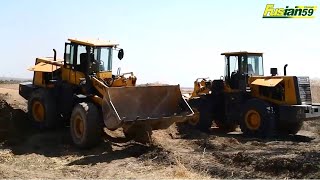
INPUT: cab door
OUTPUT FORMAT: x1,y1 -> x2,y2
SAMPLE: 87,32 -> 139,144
62,43 -> 85,85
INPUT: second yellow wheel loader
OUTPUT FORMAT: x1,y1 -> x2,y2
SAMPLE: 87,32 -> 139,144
188,51 -> 320,136
19,38 -> 193,148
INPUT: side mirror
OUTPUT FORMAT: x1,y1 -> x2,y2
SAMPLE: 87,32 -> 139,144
118,49 -> 124,60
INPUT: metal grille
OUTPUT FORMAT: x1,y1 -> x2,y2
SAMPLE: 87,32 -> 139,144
297,77 -> 312,104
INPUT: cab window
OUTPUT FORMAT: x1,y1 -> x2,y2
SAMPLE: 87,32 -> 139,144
247,56 -> 263,76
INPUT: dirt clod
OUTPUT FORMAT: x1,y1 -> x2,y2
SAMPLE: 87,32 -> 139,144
138,146 -> 176,166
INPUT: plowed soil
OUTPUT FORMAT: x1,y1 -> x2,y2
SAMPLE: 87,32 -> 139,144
0,83 -> 320,179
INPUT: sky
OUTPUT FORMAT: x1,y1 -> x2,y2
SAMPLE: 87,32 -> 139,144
0,0 -> 319,87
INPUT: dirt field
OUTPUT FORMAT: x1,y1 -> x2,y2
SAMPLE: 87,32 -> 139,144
0,83 -> 320,179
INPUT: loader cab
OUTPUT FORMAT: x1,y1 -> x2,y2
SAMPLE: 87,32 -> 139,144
222,52 -> 264,90
63,38 -> 123,83
63,39 -> 122,73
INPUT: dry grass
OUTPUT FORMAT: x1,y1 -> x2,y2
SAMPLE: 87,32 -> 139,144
173,156 -> 210,179
302,121 -> 320,135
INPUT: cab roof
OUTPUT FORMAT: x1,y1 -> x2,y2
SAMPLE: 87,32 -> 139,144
68,38 -> 119,47
221,51 -> 263,56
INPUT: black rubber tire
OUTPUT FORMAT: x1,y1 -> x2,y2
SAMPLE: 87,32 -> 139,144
27,88 -> 58,129
196,98 -> 214,133
240,99 -> 275,137
287,120 -> 303,134
195,94 -> 237,133
214,120 -> 238,132
70,102 -> 103,149
212,93 -> 237,132
278,120 -> 303,135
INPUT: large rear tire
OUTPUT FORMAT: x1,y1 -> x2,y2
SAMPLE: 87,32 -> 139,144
70,102 -> 103,149
277,120 -> 303,135
27,88 -> 57,129
240,99 -> 275,137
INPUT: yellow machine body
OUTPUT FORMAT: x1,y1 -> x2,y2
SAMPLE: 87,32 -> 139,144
21,38 -> 193,135
191,78 -> 212,98
248,76 -> 299,105
187,51 -> 320,136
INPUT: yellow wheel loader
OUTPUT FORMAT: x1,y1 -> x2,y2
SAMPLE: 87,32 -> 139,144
188,51 -> 320,136
19,38 -> 193,148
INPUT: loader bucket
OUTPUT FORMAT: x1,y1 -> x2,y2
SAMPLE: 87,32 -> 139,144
102,85 -> 194,130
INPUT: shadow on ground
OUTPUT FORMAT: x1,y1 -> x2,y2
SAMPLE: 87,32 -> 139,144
176,123 -> 315,143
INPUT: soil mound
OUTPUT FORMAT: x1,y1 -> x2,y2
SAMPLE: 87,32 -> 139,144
0,99 -> 28,140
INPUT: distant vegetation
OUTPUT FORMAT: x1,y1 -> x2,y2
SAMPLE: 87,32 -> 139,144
0,77 -> 31,84
137,81 -> 170,86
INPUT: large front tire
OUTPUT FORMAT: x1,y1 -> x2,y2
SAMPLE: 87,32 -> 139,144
70,102 -> 103,149
240,99 -> 275,137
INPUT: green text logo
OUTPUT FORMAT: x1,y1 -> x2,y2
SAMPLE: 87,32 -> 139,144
263,4 -> 317,18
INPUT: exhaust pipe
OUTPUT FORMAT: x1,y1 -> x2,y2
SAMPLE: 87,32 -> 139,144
284,64 -> 288,76
53,49 -> 57,61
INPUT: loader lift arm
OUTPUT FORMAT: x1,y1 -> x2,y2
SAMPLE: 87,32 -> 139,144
19,38 -> 194,148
